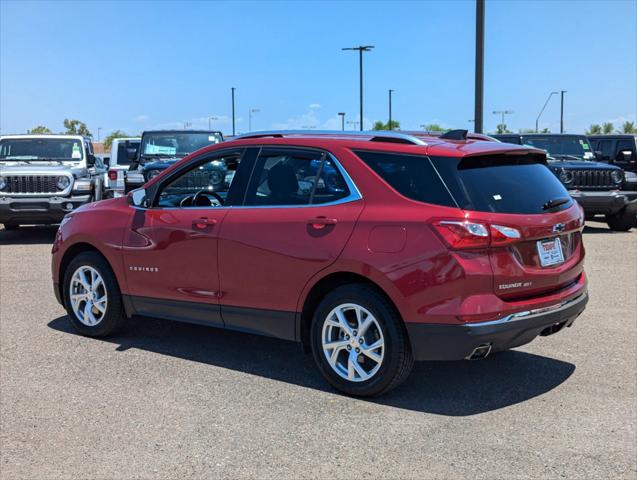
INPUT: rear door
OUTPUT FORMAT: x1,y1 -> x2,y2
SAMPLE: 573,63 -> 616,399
217,147 -> 364,339
431,153 -> 585,300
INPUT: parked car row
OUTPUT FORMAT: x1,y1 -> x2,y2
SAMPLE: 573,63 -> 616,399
1,131 -> 635,231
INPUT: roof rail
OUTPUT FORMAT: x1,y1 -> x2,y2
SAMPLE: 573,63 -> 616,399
233,130 -> 427,146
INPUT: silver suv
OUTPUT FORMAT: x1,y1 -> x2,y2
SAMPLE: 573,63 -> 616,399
0,134 -> 106,229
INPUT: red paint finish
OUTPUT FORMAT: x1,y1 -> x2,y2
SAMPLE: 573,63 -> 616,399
52,134 -> 587,338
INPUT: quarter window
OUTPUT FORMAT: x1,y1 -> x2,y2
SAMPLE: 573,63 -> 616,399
243,150 -> 350,206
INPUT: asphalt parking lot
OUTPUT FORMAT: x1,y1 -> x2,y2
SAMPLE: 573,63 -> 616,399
0,222 -> 635,479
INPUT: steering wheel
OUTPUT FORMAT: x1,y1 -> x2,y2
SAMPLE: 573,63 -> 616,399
192,190 -> 224,207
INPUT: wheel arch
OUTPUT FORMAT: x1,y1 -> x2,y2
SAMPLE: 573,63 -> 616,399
298,271 -> 404,349
57,242 -> 114,302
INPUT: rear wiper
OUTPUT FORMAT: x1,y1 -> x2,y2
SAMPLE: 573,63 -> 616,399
543,197 -> 571,210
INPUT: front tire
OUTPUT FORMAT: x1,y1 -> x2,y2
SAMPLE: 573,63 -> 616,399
606,210 -> 635,231
63,251 -> 126,337
310,284 -> 414,397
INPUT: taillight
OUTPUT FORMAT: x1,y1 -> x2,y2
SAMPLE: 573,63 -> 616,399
433,220 -> 521,250
108,169 -> 118,181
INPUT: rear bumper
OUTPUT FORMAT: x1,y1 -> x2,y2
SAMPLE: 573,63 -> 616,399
406,290 -> 588,361
0,194 -> 91,225
569,190 -> 637,215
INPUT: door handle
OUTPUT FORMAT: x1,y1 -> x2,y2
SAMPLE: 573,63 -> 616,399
308,217 -> 338,229
193,217 -> 217,229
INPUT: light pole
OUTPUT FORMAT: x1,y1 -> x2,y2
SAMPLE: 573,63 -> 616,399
338,112 -> 346,131
535,91 -> 558,132
231,87 -> 236,136
248,108 -> 260,132
342,45 -> 374,131
388,89 -> 394,130
560,90 -> 567,133
474,0 -> 485,133
347,120 -> 360,130
208,116 -> 219,130
492,110 -> 513,131
184,121 -> 192,130
97,127 -> 102,142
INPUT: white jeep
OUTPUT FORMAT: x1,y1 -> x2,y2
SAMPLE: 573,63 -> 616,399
0,134 -> 106,229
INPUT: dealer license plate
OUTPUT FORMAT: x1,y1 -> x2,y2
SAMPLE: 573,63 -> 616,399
537,238 -> 565,267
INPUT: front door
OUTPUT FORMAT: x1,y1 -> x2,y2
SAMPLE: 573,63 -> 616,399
218,147 -> 364,340
122,148 -> 250,325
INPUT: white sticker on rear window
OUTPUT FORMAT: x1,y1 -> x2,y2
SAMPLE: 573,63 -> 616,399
493,194 -> 502,200
208,136 -> 219,142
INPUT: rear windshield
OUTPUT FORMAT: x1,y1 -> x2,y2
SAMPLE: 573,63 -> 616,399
354,150 -> 573,214
431,155 -> 573,214
116,140 -> 140,165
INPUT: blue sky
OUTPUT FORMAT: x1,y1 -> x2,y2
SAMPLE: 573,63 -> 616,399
1,0 -> 635,138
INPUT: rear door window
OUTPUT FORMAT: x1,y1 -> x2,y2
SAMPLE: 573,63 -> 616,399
430,154 -> 573,214
354,151 -> 456,207
117,141 -> 140,166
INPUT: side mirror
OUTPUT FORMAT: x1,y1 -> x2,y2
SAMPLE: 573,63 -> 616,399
127,188 -> 147,207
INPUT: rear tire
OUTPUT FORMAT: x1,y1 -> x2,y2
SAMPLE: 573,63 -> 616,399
2,223 -> 20,231
606,210 -> 635,231
310,284 -> 414,397
63,251 -> 126,337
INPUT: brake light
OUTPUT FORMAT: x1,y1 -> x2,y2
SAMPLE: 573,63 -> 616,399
433,220 -> 521,250
108,169 -> 118,181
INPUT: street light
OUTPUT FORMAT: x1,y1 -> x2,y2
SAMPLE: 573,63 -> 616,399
184,122 -> 192,130
231,87 -> 236,136
248,108 -> 260,131
492,110 -> 513,131
338,112 -> 346,131
342,45 -> 374,131
208,116 -> 219,130
388,89 -> 394,130
560,90 -> 567,133
346,120 -> 360,129
535,92 -> 558,132
97,127 -> 102,142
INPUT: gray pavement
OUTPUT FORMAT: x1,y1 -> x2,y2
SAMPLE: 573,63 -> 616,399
0,222 -> 635,479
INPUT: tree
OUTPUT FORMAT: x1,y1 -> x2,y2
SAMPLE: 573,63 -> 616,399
540,127 -> 551,133
421,123 -> 447,132
372,120 -> 400,131
621,121 -> 636,134
601,122 -> 614,134
103,130 -> 129,151
496,123 -> 511,134
27,125 -> 52,134
586,124 -> 602,135
64,118 -> 92,137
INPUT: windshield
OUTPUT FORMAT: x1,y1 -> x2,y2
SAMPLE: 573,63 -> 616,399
0,138 -> 84,161
140,132 -> 222,158
521,136 -> 594,160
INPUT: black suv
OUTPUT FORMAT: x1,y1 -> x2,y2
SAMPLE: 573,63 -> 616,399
125,130 -> 224,191
494,134 -> 636,231
588,134 -> 637,175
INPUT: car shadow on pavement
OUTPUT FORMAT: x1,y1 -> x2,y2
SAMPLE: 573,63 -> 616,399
48,315 -> 575,416
0,226 -> 58,245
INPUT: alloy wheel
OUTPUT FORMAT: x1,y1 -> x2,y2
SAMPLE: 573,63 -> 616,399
321,303 -> 385,382
69,266 -> 108,326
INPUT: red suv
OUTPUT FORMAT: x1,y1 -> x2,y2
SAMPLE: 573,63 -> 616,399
51,130 -> 588,396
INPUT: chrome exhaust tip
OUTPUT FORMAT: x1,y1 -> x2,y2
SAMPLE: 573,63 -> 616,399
466,343 -> 492,360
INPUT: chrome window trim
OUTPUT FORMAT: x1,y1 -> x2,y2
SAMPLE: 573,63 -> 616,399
0,172 -> 74,197
146,151 -> 363,211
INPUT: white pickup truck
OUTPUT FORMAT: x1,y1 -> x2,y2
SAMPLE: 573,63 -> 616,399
104,137 -> 141,198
